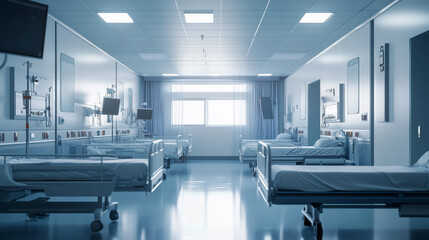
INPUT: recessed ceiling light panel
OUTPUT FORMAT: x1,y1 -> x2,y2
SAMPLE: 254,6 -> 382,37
98,13 -> 134,23
162,73 -> 180,77
184,11 -> 214,23
299,13 -> 333,23
257,73 -> 273,77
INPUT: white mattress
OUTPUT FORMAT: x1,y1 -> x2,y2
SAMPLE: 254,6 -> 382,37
241,142 -> 294,157
270,146 -> 345,158
8,158 -> 148,188
272,165 -> 429,192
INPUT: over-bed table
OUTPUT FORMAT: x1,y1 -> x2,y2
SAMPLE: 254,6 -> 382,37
256,142 -> 429,239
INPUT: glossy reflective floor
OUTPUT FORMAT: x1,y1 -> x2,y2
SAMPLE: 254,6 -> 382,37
1,160 -> 429,240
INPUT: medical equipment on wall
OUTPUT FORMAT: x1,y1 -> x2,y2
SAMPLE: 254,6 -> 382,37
105,86 -> 116,123
321,84 -> 344,128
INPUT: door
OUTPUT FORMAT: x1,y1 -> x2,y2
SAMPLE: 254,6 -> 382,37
410,30 -> 429,164
308,80 -> 321,146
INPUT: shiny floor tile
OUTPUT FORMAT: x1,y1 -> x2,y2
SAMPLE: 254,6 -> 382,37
1,160 -> 429,239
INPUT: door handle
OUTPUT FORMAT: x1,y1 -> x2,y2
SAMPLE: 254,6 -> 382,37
418,125 -> 421,139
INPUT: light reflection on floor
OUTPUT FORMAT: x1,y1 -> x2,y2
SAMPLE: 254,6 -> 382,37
1,160 -> 429,240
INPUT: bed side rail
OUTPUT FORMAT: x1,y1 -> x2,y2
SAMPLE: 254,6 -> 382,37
188,134 -> 193,151
256,141 -> 272,206
147,140 -> 164,191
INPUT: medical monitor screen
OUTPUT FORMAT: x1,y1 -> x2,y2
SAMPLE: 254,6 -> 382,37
0,0 -> 48,58
102,98 -> 121,115
137,108 -> 153,120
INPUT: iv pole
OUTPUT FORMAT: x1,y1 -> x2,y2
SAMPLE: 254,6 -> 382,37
23,61 -> 32,155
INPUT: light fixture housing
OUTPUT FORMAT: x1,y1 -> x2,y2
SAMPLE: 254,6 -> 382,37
184,11 -> 214,23
98,13 -> 134,23
162,73 -> 180,77
257,73 -> 273,77
299,13 -> 333,23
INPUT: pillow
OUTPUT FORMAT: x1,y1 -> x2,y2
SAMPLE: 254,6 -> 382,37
86,146 -> 106,155
413,151 -> 429,168
314,138 -> 342,148
276,133 -> 292,140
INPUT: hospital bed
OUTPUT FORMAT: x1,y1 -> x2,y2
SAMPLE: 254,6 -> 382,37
136,134 -> 192,165
0,140 -> 164,232
248,135 -> 350,175
239,131 -> 301,165
256,141 -> 429,239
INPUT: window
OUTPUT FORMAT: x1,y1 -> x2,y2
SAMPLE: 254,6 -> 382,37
171,83 -> 248,126
207,100 -> 246,126
172,100 -> 204,125
172,84 -> 247,93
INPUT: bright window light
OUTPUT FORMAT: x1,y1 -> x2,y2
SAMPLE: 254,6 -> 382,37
172,100 -> 205,125
299,13 -> 333,23
184,12 -> 214,23
162,73 -> 180,77
97,13 -> 134,23
207,100 -> 246,126
257,73 -> 272,77
171,84 -> 247,93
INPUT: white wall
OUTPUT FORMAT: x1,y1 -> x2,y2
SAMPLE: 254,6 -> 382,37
285,24 -> 371,146
373,0 -> 429,166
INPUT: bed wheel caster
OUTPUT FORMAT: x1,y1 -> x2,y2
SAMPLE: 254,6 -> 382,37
163,173 -> 167,180
109,210 -> 119,221
90,220 -> 103,232
303,216 -> 311,226
314,223 -> 323,240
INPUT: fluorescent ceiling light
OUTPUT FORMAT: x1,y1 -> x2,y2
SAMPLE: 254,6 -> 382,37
208,73 -> 220,76
162,73 -> 180,77
257,73 -> 272,77
299,13 -> 333,23
184,12 -> 213,23
98,13 -> 134,23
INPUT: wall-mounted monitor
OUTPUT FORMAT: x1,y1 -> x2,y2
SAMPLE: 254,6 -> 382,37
102,98 -> 120,115
0,0 -> 48,58
137,108 -> 153,120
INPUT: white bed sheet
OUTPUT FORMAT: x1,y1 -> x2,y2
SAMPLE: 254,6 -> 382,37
272,165 -> 429,192
270,146 -> 345,158
9,158 -> 148,188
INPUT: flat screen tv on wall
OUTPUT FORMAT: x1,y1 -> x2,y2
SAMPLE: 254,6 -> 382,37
0,0 -> 49,58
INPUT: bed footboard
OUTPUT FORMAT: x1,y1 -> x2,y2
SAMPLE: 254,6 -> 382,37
256,141 -> 272,206
148,140 -> 164,192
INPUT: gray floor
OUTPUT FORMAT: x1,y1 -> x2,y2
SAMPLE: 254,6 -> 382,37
1,160 -> 429,240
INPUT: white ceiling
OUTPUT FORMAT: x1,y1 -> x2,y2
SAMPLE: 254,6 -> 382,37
35,0 -> 394,78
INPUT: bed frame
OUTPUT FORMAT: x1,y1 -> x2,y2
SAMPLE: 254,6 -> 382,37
250,135 -> 351,175
0,140 -> 164,232
256,141 -> 429,239
239,128 -> 301,165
